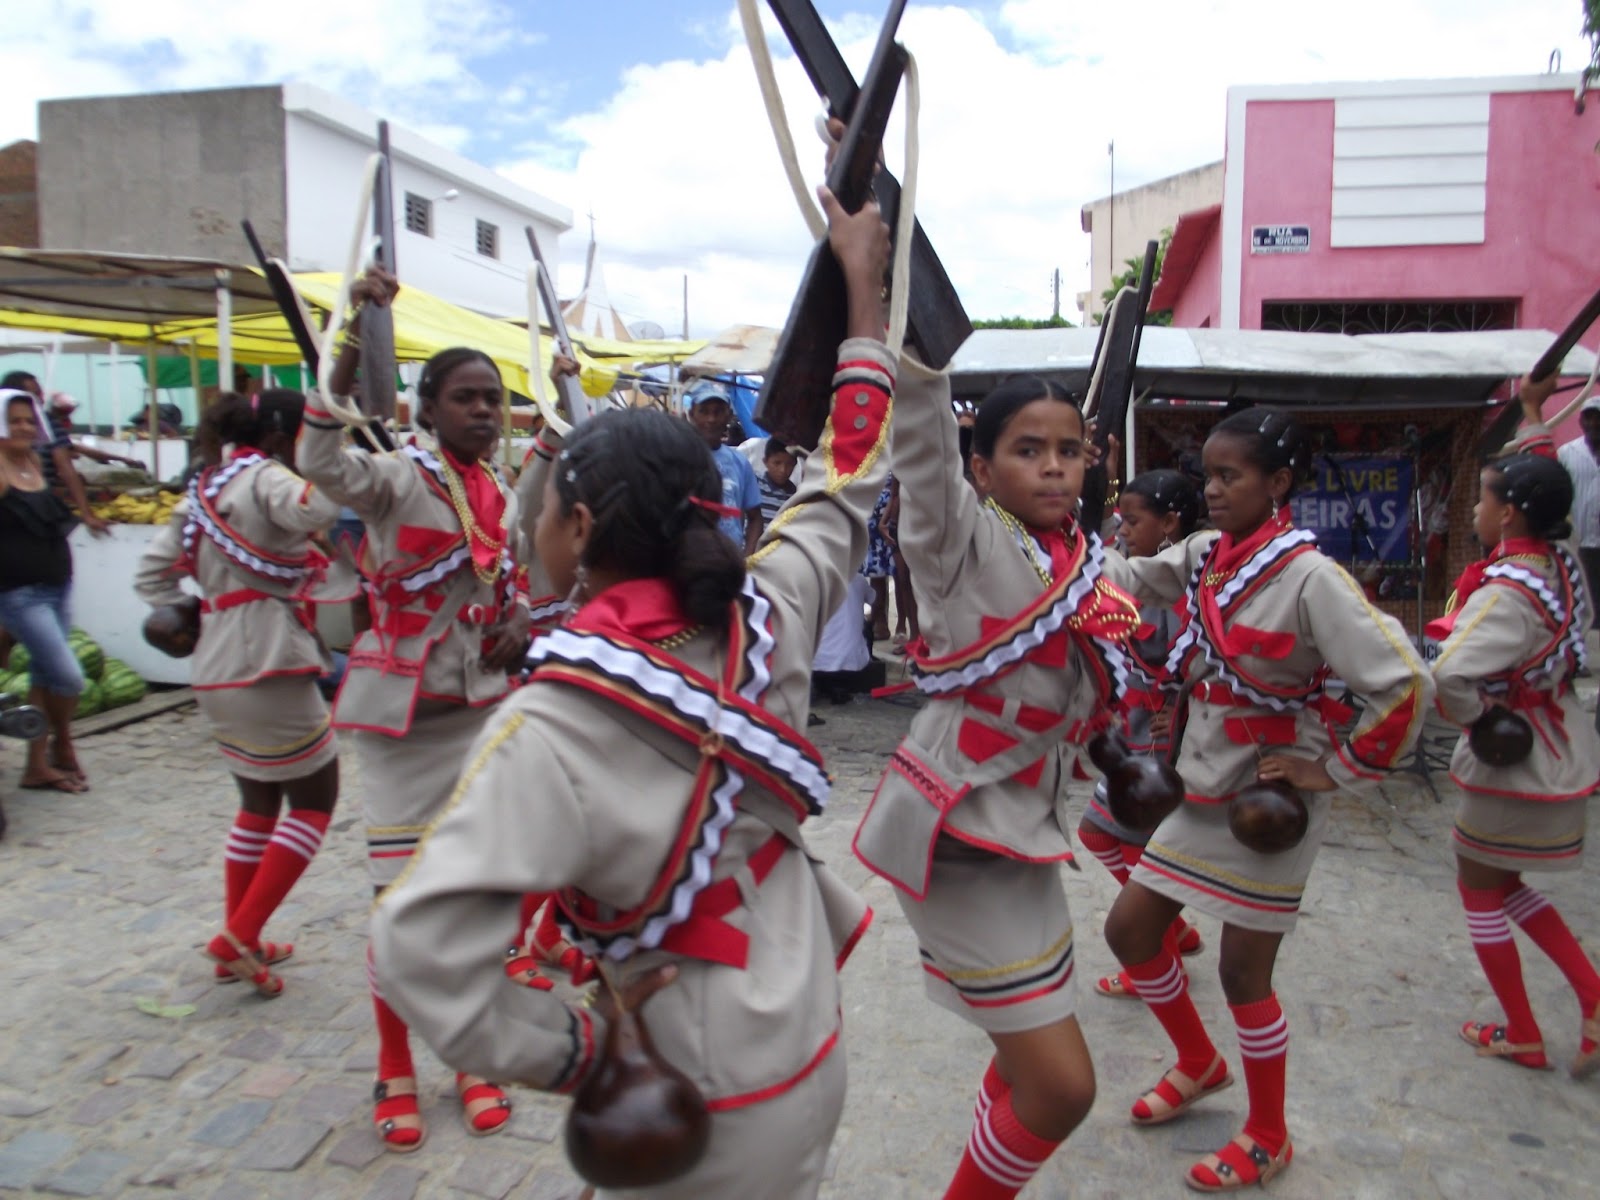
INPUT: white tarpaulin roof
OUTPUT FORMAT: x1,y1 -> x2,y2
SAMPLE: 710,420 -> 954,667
949,327 -> 1598,408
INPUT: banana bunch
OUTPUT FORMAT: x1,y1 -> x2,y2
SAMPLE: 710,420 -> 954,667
91,490 -> 184,525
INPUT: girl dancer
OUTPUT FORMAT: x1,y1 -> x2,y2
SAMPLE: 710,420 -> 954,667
855,370 -> 1142,1199
298,317 -> 532,1149
1103,408 -> 1431,1191
369,189 -> 891,1198
136,390 -> 350,995
1432,378 -> 1600,1075
1078,469 -> 1205,1000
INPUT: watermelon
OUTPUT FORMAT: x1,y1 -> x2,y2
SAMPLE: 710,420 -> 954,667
5,643 -> 30,674
99,661 -> 147,708
73,681 -> 104,719
0,669 -> 26,697
69,630 -> 104,681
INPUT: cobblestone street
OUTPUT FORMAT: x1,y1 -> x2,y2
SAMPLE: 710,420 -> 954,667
1,684 -> 1599,1198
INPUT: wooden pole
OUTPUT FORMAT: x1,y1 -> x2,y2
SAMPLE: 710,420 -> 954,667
146,336 -> 160,480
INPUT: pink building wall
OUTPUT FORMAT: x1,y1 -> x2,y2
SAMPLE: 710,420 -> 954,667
1169,217 -> 1222,328
1235,90 -> 1600,341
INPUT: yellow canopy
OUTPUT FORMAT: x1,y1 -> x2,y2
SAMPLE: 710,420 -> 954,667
0,269 -> 705,400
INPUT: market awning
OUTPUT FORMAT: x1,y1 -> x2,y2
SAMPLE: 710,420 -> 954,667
949,326 -> 1598,409
0,247 -> 281,324
1148,204 -> 1220,313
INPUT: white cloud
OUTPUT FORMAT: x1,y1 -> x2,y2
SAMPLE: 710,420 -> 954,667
2,0 -> 1592,336
499,1 -> 1592,334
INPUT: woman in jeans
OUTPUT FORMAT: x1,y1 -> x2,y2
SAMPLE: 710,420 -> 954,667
0,388 -> 86,794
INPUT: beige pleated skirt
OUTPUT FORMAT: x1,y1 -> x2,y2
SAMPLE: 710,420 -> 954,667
1453,790 -> 1587,873
196,673 -> 336,783
1130,795 -> 1334,935
896,836 -> 1079,1034
351,703 -> 493,887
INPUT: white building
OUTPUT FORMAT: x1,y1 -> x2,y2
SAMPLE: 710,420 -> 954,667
37,83 -> 571,318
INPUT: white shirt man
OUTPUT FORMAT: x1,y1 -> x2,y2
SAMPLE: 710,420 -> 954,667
1556,395 -> 1600,629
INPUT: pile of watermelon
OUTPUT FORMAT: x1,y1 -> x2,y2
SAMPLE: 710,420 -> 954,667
0,629 -> 148,717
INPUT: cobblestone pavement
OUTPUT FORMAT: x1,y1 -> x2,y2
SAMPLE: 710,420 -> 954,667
1,678 -> 1599,1199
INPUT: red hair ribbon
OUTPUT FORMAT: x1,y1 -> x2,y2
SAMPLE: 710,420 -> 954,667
688,495 -> 741,519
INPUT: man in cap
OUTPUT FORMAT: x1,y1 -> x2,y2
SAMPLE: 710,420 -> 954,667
45,394 -> 147,470
1557,395 -> 1600,629
684,379 -> 763,555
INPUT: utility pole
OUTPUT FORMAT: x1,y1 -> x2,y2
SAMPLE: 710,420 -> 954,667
1106,140 -> 1115,322
1052,268 -> 1062,321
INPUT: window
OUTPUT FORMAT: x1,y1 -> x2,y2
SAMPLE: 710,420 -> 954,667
404,192 -> 432,237
475,219 -> 499,259
1261,299 -> 1515,336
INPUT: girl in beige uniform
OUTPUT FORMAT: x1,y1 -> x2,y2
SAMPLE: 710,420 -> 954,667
369,192 -> 891,1199
1103,408 -> 1432,1192
855,369 -> 1141,1199
298,326 -> 533,1150
136,390 -> 351,997
1431,380 -> 1600,1076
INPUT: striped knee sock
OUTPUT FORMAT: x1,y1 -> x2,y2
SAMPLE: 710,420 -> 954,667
1077,825 -> 1131,886
1231,994 -> 1289,1155
226,810 -> 330,948
941,1088 -> 1060,1199
368,946 -> 415,1081
1460,883 -> 1541,1047
1125,950 -> 1218,1078
1504,883 -> 1600,1039
223,810 -> 275,921
973,1058 -> 1010,1121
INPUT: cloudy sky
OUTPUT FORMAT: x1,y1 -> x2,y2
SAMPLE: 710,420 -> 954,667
3,1 -> 1590,335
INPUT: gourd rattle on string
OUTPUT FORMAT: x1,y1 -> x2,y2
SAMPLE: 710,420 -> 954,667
1227,780 -> 1309,855
564,962 -> 710,1189
1087,728 -> 1183,834
1468,706 -> 1534,767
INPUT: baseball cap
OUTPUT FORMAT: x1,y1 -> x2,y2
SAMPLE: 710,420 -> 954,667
1582,394 -> 1600,414
48,391 -> 78,413
684,380 -> 732,410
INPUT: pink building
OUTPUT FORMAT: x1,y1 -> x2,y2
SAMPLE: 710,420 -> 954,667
1153,73 -> 1600,425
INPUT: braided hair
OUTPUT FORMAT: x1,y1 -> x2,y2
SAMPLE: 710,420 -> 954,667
1123,469 -> 1201,537
417,347 -> 498,403
1208,407 -> 1313,497
554,408 -> 746,627
1484,453 -> 1573,541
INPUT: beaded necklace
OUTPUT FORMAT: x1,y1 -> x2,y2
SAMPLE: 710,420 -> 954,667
984,498 -> 1054,587
652,625 -> 703,653
435,451 -> 504,586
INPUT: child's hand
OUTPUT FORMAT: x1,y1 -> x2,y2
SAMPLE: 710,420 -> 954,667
1518,373 -> 1558,423
1257,754 -> 1335,792
819,187 -> 890,341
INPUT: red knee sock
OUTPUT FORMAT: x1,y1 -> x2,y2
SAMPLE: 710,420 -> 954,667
1460,882 -> 1541,1047
1124,950 -> 1217,1077
223,810 -> 276,921
1077,825 -> 1131,886
941,1087 -> 1060,1200
1504,883 -> 1600,1039
226,810 -> 329,948
1231,994 -> 1289,1155
973,1058 -> 1009,1121
368,948 -> 414,1081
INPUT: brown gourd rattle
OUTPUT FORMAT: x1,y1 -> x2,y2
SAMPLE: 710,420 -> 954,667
565,965 -> 710,1189
1087,728 -> 1185,834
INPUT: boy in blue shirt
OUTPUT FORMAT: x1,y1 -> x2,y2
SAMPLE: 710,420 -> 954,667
685,381 -> 763,554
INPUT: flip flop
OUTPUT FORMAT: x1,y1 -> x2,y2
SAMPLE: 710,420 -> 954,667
19,771 -> 87,794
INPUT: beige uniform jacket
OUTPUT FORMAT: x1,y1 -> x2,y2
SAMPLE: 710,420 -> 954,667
370,339 -> 894,1105
1122,531 -> 1433,799
135,457 -> 346,688
1432,419 -> 1600,801
855,358 -> 1135,897
513,434 -> 570,630
296,410 -> 524,735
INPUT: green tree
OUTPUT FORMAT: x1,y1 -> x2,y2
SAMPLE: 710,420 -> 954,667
1585,2 -> 1600,87
1096,227 -> 1174,326
971,314 -> 1075,330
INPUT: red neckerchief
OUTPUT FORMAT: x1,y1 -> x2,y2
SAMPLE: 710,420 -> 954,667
1427,537 -> 1550,641
568,577 -> 692,643
229,445 -> 265,463
1205,509 -> 1294,582
440,446 -> 506,576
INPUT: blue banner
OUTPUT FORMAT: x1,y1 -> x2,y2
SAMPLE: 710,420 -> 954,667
1290,456 -> 1413,564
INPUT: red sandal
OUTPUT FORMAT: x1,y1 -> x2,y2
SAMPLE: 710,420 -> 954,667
373,1075 -> 426,1152
215,940 -> 293,982
204,931 -> 283,998
1176,920 -> 1204,957
1131,1054 -> 1232,1126
456,1073 -> 511,1136
1459,1020 -> 1549,1070
1186,1133 -> 1293,1192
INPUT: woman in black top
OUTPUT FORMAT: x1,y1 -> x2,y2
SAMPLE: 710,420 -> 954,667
0,389 -> 88,794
